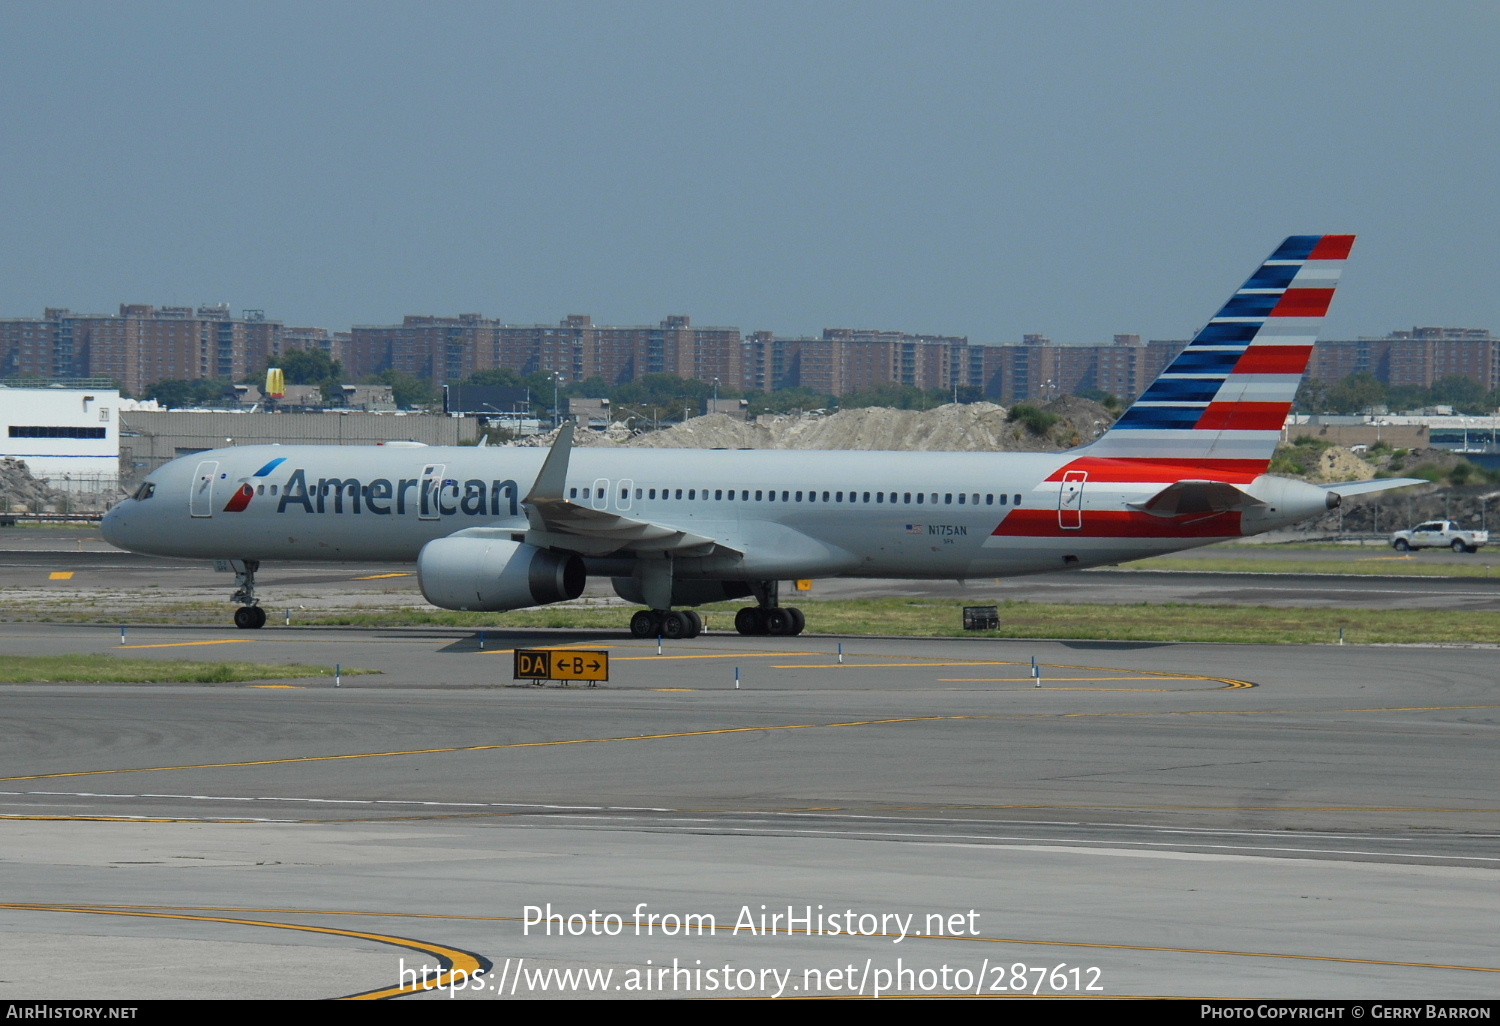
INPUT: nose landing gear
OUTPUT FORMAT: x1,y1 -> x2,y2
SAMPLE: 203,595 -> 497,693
228,559 -> 266,629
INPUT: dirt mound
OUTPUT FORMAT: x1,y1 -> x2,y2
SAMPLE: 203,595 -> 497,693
520,400 -> 1118,453
1311,447 -> 1378,483
0,458 -> 70,513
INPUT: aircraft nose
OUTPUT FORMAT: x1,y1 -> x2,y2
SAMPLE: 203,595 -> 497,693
101,503 -> 130,549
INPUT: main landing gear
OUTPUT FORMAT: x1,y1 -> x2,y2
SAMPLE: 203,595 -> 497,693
229,559 -> 267,629
734,580 -> 805,636
733,605 -> 805,636
630,609 -> 703,639
626,580 -> 806,639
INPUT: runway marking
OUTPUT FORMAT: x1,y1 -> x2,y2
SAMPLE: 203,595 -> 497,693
619,652 -> 819,661
479,648 -> 821,660
13,790 -> 1498,818
0,903 -> 488,1000
17,903 -> 1494,979
773,660 -> 1256,690
0,814 -> 274,823
249,684 -> 301,689
117,639 -> 252,649
48,572 -> 73,580
652,688 -> 696,692
352,572 -> 414,580
939,681 -> 1173,690
5,704 -> 1495,785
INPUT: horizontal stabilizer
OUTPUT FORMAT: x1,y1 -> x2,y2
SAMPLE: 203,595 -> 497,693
1320,478 -> 1428,499
1128,479 -> 1264,518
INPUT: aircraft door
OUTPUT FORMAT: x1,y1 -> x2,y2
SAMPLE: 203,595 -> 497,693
419,463 -> 446,520
1058,471 -> 1087,530
617,478 -> 634,512
591,478 -> 610,511
190,461 -> 219,518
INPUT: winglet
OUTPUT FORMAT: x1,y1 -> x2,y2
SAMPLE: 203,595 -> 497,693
524,422 -> 574,504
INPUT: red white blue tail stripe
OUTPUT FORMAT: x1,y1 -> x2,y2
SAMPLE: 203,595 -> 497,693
1085,234 -> 1354,470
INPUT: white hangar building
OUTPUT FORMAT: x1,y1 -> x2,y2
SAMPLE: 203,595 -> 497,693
0,385 -> 120,492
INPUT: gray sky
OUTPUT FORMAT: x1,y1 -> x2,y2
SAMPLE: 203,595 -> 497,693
2,1 -> 1496,344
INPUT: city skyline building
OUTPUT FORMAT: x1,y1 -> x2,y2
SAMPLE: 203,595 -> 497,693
3,303 -> 1495,406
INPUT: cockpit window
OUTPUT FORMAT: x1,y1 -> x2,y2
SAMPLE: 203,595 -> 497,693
132,482 -> 155,501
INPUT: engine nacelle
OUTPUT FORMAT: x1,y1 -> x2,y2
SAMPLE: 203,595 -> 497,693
418,537 -> 585,612
611,577 -> 753,608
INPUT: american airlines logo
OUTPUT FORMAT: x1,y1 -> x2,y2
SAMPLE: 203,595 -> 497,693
222,467 -> 521,518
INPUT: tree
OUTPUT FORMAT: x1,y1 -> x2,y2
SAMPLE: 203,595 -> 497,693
277,348 -> 342,386
371,369 -> 436,408
1325,371 -> 1386,414
461,368 -> 524,388
143,378 -> 232,408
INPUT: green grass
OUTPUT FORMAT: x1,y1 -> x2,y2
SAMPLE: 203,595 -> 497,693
0,654 -> 378,683
1127,555 -> 1500,577
300,599 -> 1500,646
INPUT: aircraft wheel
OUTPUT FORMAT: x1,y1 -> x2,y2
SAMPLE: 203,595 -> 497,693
1393,539 -> 1410,551
662,611 -> 692,639
1453,539 -> 1468,553
786,607 -> 806,636
735,607 -> 766,635
630,610 -> 659,638
234,606 -> 265,630
682,610 -> 703,638
764,608 -> 794,636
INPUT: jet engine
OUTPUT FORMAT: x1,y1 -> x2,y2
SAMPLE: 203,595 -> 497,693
418,537 -> 585,612
611,577 -> 753,608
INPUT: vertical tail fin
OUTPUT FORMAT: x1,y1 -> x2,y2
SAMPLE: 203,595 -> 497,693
1086,234 -> 1355,471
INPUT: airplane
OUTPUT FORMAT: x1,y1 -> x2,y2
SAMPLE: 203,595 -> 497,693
102,234 -> 1422,638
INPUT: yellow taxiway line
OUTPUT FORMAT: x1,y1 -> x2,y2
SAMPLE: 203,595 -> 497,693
0,902 -> 486,1000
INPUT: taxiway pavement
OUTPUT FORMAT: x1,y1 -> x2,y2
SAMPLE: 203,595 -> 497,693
1,621 -> 1496,999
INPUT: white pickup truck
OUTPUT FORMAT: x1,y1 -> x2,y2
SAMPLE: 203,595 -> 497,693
1391,520 -> 1490,553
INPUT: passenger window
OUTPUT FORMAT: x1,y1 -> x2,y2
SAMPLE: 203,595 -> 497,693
756,490 -> 763,501
795,491 -> 803,502
688,489 -> 695,500
916,493 -> 924,504
863,492 -> 870,503
1014,494 -> 1022,505
782,491 -> 789,502
569,487 -> 578,498
944,493 -> 952,504
957,493 -> 965,504
257,484 -> 265,496
972,493 -> 979,505
903,492 -> 911,503
822,491 -> 830,502
675,489 -> 683,500
635,488 -> 642,499
270,485 -> 278,496
999,494 -> 1007,505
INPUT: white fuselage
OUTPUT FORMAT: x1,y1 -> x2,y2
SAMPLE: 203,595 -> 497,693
101,442 -> 1328,581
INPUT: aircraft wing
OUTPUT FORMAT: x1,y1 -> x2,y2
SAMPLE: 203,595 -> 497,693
514,424 -> 743,558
